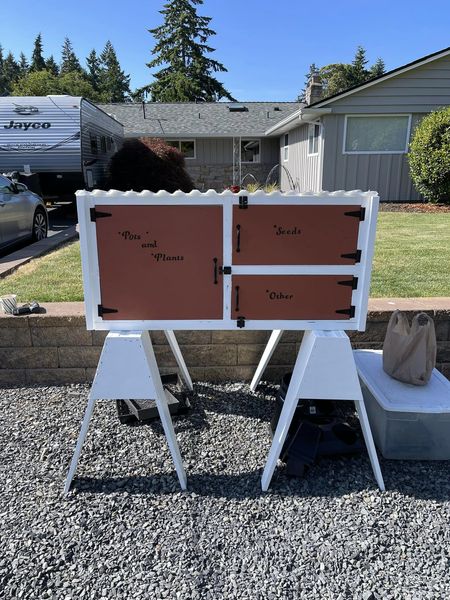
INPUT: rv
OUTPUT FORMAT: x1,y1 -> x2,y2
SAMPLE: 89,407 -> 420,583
0,95 -> 123,197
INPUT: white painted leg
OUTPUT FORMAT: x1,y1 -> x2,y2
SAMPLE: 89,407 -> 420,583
164,330 -> 193,391
64,331 -> 187,494
262,330 -> 385,492
354,398 -> 385,491
64,395 -> 97,495
142,333 -> 187,490
250,329 -> 284,392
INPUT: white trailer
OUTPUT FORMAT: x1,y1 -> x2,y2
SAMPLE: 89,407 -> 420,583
0,95 -> 123,196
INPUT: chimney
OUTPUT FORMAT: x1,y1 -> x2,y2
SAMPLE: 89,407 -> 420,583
305,74 -> 323,105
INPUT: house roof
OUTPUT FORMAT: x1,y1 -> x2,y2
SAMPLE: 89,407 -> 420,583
308,45 -> 450,108
97,101 -> 301,138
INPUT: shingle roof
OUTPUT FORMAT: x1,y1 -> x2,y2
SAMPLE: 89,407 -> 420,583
97,101 -> 301,137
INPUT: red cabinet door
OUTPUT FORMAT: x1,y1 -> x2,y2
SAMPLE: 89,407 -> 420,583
231,275 -> 355,320
95,205 -> 223,320
232,205 -> 362,265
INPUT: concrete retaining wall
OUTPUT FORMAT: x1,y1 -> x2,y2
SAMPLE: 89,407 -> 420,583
0,300 -> 449,387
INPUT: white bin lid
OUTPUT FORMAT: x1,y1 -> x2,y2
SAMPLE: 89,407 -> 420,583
354,350 -> 450,413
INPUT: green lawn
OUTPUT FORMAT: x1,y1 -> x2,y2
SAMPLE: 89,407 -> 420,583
0,213 -> 449,302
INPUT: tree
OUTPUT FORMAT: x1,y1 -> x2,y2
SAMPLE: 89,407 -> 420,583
60,37 -> 82,74
370,57 -> 386,79
99,41 -> 130,102
59,71 -> 98,99
141,0 -> 235,102
12,70 -> 61,96
18,52 -> 29,77
409,107 -> 450,203
45,55 -> 59,77
0,45 -> 5,96
30,33 -> 46,72
86,49 -> 102,92
2,52 -> 20,94
350,45 -> 369,86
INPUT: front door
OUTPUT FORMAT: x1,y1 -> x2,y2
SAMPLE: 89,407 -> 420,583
94,204 -> 224,320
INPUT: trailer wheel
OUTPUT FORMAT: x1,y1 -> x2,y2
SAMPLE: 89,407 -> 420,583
32,208 -> 48,242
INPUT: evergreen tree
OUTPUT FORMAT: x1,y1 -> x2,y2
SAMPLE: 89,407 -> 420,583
0,46 -> 5,96
86,49 -> 102,92
141,0 -> 234,102
45,55 -> 60,77
2,52 -> 20,94
370,57 -> 386,78
60,37 -> 82,74
18,52 -> 29,77
30,33 -> 46,71
99,41 -> 130,102
350,45 -> 369,86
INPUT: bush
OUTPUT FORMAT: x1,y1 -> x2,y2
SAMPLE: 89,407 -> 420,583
409,107 -> 450,203
107,137 -> 194,193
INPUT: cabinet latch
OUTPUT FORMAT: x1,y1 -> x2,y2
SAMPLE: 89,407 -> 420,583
239,196 -> 248,209
236,316 -> 246,328
220,266 -> 232,275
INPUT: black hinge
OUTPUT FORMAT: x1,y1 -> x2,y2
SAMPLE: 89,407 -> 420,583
336,306 -> 356,318
220,266 -> 232,275
236,316 -> 246,328
98,304 -> 118,317
90,208 -> 112,222
337,276 -> 358,290
344,207 -> 365,221
239,196 -> 248,209
341,249 -> 362,263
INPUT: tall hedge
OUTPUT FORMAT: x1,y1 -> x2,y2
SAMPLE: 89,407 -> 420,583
107,137 -> 194,193
409,107 -> 450,203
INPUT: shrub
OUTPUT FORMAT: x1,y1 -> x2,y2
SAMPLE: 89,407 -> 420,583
107,137 -> 194,193
409,107 -> 450,203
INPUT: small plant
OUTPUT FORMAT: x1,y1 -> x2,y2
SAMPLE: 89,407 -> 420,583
409,107 -> 450,204
264,183 -> 280,193
244,182 -> 261,193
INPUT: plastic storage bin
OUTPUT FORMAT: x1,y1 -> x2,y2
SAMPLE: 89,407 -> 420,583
354,350 -> 450,460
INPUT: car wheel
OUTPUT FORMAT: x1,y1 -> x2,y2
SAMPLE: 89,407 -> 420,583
32,208 -> 48,242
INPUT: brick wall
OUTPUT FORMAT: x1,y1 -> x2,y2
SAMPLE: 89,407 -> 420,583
0,301 -> 449,387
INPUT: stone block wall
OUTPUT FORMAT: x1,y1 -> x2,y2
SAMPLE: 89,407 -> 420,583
0,300 -> 449,387
186,163 -> 276,191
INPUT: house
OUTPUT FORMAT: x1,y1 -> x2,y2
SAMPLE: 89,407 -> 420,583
266,46 -> 450,201
98,101 -> 299,190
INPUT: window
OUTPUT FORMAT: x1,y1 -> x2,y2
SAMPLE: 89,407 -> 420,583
283,134 -> 289,161
90,134 -> 98,155
100,136 -> 107,154
308,123 -> 320,155
166,139 -> 196,159
0,175 -> 13,193
344,115 -> 411,153
241,139 -> 260,163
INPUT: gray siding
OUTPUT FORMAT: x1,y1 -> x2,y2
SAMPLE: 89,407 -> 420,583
325,55 -> 450,113
321,113 -> 423,201
279,124 -> 321,192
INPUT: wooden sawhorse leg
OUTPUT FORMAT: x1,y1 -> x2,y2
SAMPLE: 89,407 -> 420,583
64,331 -> 187,495
250,329 -> 284,392
261,330 -> 385,492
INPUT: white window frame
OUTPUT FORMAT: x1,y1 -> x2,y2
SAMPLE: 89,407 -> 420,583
307,123 -> 321,156
343,114 -> 412,155
241,138 -> 261,164
283,133 -> 289,162
166,139 -> 196,160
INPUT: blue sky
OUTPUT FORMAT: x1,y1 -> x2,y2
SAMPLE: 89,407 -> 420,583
1,0 -> 449,100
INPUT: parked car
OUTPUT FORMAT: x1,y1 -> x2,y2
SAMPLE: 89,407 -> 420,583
0,174 -> 48,250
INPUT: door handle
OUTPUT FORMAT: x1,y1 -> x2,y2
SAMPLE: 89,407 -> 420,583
213,257 -> 218,284
236,224 -> 241,253
235,285 -> 240,311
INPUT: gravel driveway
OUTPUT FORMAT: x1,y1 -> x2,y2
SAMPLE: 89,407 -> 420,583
1,382 -> 449,600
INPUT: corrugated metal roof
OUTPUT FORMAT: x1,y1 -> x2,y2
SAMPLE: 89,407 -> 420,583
97,101 -> 301,137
